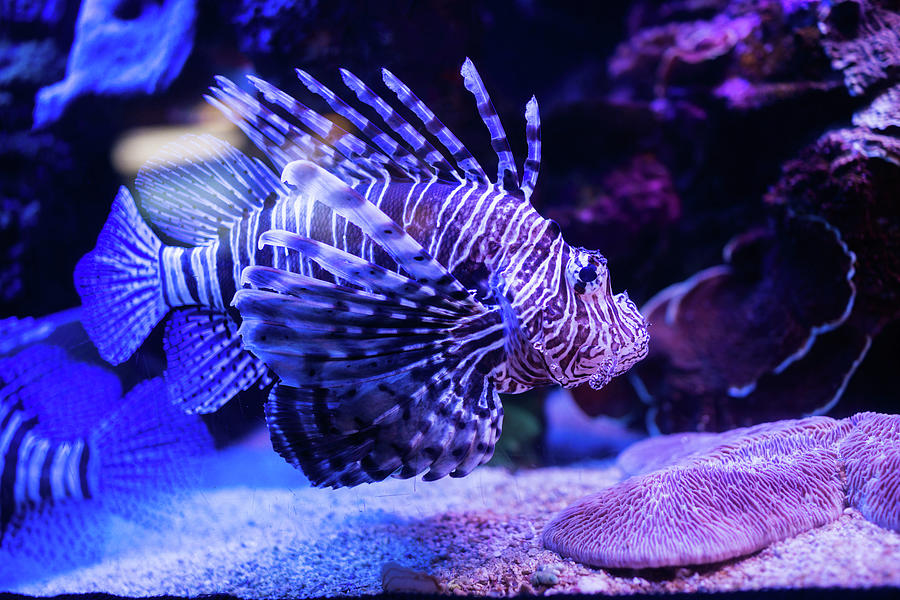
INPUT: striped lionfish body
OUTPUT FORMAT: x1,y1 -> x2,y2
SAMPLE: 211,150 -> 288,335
0,343 -> 211,543
74,59 -> 649,487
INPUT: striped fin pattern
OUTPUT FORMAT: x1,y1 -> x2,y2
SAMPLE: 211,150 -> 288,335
380,67 -> 488,183
280,160 -> 476,302
90,378 -> 213,501
521,96 -> 541,201
341,68 -> 462,180
73,186 -> 167,365
460,58 -> 518,189
295,68 -> 433,180
136,134 -> 284,246
236,262 -> 503,488
207,77 -> 360,181
265,369 -> 501,488
232,163 -> 507,487
163,308 -> 271,414
208,59 -> 540,196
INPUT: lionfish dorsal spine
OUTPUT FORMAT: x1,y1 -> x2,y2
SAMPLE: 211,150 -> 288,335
208,76 -> 363,184
380,67 -> 489,184
295,68 -> 433,181
521,96 -> 541,201
246,74 -> 388,184
337,68 -> 459,181
460,57 -> 519,191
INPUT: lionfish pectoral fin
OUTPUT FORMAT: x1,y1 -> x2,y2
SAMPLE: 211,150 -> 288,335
163,308 -> 271,414
233,231 -> 504,487
262,366 -> 501,489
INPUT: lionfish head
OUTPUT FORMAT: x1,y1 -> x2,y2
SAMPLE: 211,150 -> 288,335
534,244 -> 650,390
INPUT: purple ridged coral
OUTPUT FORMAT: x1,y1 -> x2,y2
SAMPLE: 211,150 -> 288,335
543,412 -> 900,568
840,412 -> 900,530
543,417 -> 849,568
543,412 -> 900,569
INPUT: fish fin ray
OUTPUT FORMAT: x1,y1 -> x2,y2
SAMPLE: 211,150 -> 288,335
163,308 -> 271,414
295,68 -> 436,181
209,76 -> 371,184
240,266 -> 461,317
279,161 -> 475,303
135,134 -> 283,246
247,74 -> 389,181
381,66 -> 487,183
337,68 -> 459,180
521,96 -> 541,202
265,367 -> 501,488
73,186 -> 167,364
90,378 -> 214,500
460,58 -> 519,190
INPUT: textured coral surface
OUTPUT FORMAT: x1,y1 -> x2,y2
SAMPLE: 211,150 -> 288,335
544,413 -> 900,569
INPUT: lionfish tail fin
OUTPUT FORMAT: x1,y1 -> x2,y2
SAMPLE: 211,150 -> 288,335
73,186 -> 166,365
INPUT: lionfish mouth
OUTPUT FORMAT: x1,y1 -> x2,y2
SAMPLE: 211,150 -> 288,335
588,356 -> 618,391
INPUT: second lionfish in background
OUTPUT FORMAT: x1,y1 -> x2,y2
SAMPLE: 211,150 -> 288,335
0,313 -> 212,551
74,59 -> 650,487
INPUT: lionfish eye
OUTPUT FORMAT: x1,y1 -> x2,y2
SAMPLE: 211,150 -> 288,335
567,250 -> 606,295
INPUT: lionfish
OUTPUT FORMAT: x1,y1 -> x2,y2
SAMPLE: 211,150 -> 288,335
0,339 -> 211,544
75,59 -> 649,487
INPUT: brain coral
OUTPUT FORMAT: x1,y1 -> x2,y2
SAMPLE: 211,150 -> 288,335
543,412 -> 899,569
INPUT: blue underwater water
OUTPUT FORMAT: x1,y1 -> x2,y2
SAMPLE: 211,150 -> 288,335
2,0 -> 900,596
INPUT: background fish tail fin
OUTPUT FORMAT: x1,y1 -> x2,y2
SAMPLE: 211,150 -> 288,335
0,344 -> 123,440
90,378 -> 213,505
74,186 -> 167,365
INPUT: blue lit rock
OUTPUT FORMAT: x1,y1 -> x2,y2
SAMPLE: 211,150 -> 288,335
33,0 -> 196,127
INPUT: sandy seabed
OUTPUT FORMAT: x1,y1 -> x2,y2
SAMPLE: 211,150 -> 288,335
2,434 -> 899,598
